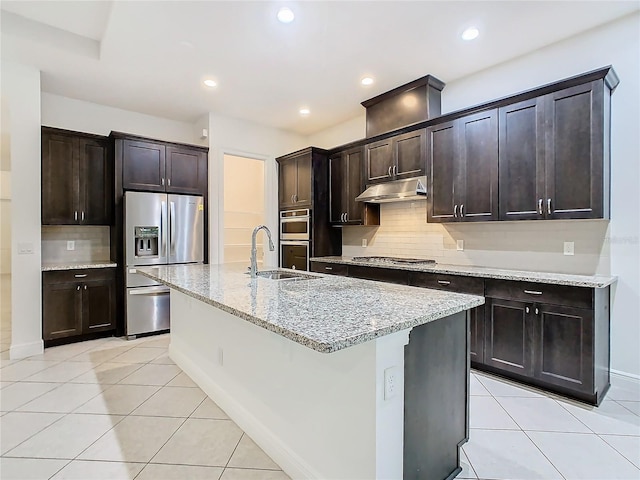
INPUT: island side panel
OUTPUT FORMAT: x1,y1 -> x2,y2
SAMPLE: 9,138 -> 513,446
168,289 -> 408,480
404,311 -> 469,480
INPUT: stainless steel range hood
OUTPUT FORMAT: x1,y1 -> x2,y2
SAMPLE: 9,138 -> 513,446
355,176 -> 427,203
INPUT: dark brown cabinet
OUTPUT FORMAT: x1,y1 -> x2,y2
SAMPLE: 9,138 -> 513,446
43,268 -> 116,344
278,151 -> 312,209
365,129 -> 426,184
121,139 -> 207,195
42,128 -> 112,225
329,147 -> 380,226
427,110 -> 498,223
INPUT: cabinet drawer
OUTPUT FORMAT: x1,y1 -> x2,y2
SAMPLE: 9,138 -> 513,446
43,268 -> 116,284
408,272 -> 484,295
485,279 -> 592,309
348,265 -> 408,285
310,262 -> 348,276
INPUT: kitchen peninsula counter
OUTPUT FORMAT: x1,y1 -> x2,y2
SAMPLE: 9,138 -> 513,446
136,263 -> 482,480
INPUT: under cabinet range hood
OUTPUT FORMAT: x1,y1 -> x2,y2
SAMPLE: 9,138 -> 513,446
355,176 -> 427,203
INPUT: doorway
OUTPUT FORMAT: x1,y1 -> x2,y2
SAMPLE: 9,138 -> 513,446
222,154 -> 265,265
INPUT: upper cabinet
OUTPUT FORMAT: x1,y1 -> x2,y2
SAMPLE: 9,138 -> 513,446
365,129 -> 427,184
427,110 -> 498,223
278,149 -> 312,209
120,137 -> 207,195
329,147 -> 379,226
42,127 -> 113,225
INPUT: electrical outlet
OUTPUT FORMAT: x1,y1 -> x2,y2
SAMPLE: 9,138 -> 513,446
384,366 -> 399,400
67,241 -> 75,251
362,238 -> 368,247
17,243 -> 34,255
456,240 -> 464,251
564,241 -> 575,256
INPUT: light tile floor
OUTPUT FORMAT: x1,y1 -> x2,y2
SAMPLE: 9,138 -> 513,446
0,281 -> 638,480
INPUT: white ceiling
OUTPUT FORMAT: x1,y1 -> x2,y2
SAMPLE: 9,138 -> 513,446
2,1 -> 638,136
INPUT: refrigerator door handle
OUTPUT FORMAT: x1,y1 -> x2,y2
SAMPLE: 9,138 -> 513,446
170,201 -> 176,255
161,201 -> 167,256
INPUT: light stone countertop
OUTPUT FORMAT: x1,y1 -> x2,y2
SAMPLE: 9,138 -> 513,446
42,261 -> 117,271
310,256 -> 616,289
135,263 -> 485,354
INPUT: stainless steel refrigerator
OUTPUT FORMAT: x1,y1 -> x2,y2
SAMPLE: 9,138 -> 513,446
124,191 -> 204,337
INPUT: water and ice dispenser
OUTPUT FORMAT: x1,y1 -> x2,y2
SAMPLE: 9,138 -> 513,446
134,226 -> 159,258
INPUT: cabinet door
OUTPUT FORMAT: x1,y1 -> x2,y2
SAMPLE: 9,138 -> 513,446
345,148 -> 364,224
82,278 -> 116,335
458,110 -> 498,221
394,129 -> 426,179
427,120 -> 458,222
43,280 -> 82,340
280,244 -> 308,271
42,132 -> 78,224
328,154 -> 344,224
294,155 -> 312,207
484,298 -> 533,376
278,158 -> 297,209
365,138 -> 393,183
78,138 -> 112,225
122,140 -> 166,192
469,306 -> 485,365
544,81 -> 604,219
534,304 -> 594,394
499,99 -> 545,221
166,146 -> 206,194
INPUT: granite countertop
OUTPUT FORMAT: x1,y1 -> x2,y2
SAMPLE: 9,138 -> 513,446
135,263 -> 484,354
310,256 -> 616,288
42,261 -> 117,271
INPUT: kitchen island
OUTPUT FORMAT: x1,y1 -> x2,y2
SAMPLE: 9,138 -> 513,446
136,263 -> 485,480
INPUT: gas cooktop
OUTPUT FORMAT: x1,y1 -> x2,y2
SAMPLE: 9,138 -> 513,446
351,256 -> 436,265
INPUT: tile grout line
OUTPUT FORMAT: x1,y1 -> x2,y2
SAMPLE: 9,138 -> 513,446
593,432 -> 640,471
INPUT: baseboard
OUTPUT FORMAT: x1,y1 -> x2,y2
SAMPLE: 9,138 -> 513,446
10,339 -> 44,359
611,368 -> 640,381
169,342 -> 321,480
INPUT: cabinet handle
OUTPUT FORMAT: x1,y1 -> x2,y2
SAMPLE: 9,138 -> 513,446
388,166 -> 392,177
295,194 -> 298,202
325,267 -> 333,270
81,211 -> 85,221
535,307 -> 539,315
161,178 -> 165,186
84,285 -> 87,290
537,198 -> 543,215
76,285 -> 81,291
454,204 -> 458,218
547,198 -> 552,215
524,290 -> 543,295
345,212 -> 348,222
460,204 -> 464,217
393,165 -> 397,176
437,280 -> 451,285
74,211 -> 78,221
74,274 -> 87,278
526,306 -> 530,313
167,178 -> 171,186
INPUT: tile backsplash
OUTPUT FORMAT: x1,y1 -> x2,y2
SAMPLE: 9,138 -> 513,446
42,226 -> 111,263
342,202 -> 610,276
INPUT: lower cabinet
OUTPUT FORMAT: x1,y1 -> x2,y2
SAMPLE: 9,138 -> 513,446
43,268 -> 116,344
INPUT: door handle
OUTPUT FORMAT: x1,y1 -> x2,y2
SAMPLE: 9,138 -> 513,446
537,198 -> 543,215
547,198 -> 552,215
325,266 -> 333,270
129,287 -> 170,296
437,280 -> 451,285
161,201 -> 166,255
74,274 -> 87,278
524,290 -> 543,295
170,201 -> 176,254
454,204 -> 458,218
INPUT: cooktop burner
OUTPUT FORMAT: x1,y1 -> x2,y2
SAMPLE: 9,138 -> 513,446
352,256 -> 436,265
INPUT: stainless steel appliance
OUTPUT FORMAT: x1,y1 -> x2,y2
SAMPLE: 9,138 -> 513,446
279,209 -> 310,270
124,191 -> 204,337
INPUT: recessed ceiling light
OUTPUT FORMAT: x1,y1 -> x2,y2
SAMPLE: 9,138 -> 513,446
361,77 -> 374,86
203,79 -> 217,88
277,7 -> 295,23
461,27 -> 479,41
299,108 -> 310,116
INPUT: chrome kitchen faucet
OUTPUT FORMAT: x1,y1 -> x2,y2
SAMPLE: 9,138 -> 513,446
250,225 -> 275,278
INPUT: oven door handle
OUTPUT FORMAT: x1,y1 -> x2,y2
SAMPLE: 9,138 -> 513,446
129,287 -> 171,296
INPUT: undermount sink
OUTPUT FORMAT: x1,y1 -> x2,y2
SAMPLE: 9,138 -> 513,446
255,270 -> 318,281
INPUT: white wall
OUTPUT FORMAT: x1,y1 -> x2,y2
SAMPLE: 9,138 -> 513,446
41,93 -> 203,146
2,61 -> 43,358
207,113 -> 307,265
307,114 -> 366,150
308,13 -> 640,377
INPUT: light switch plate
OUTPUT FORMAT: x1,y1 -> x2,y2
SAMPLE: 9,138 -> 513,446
67,241 -> 75,251
564,241 -> 575,256
456,240 -> 464,251
362,239 -> 367,247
